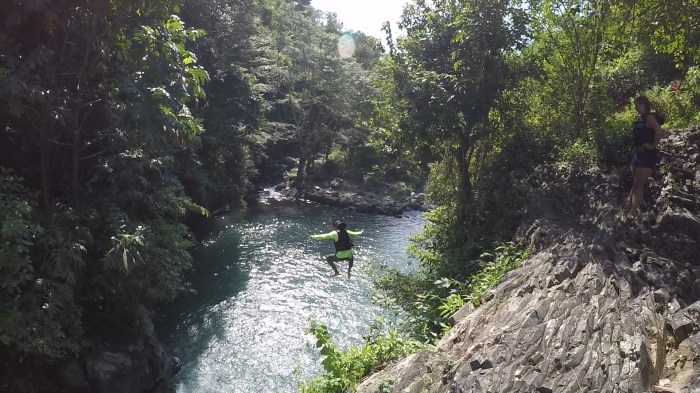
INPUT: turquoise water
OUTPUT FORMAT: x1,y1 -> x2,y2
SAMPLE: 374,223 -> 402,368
158,201 -> 423,393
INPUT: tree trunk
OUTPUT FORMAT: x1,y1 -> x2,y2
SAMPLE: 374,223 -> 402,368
306,154 -> 314,173
71,129 -> 80,201
39,138 -> 51,211
456,132 -> 472,226
296,154 -> 307,189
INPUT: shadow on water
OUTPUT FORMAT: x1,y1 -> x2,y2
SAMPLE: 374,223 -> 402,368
159,225 -> 252,380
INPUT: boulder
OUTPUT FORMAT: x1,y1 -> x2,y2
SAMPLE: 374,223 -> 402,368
60,359 -> 91,392
656,208 -> 700,241
84,338 -> 180,393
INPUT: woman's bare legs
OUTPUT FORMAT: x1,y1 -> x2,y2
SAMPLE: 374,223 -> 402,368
627,166 -> 653,219
325,255 -> 340,276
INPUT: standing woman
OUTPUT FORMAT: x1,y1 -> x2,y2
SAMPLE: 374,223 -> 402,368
626,96 -> 663,220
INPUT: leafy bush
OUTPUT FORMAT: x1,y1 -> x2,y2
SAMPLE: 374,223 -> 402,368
642,67 -> 700,128
467,243 -> 530,307
606,67 -> 700,131
375,242 -> 530,342
316,159 -> 342,181
592,110 -> 636,165
301,321 -> 423,393
560,138 -> 600,169
590,68 -> 700,167
0,169 -> 83,359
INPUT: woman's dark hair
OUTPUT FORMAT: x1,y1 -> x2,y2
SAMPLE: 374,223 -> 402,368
334,221 -> 347,230
635,95 -> 652,114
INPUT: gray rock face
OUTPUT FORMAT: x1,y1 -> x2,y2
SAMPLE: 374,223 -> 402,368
61,359 -> 91,392
57,308 -> 180,393
357,129 -> 700,393
84,337 -> 180,393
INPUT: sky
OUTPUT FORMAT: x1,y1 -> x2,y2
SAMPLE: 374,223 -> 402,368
311,0 -> 408,39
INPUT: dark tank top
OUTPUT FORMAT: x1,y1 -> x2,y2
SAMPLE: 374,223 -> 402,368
632,114 -> 654,147
334,229 -> 352,252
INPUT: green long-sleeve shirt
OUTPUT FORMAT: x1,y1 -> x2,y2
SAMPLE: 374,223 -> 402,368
310,229 -> 363,259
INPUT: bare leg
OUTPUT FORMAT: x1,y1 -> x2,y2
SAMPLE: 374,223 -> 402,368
325,255 -> 339,276
347,258 -> 354,279
626,166 -> 635,216
629,167 -> 653,218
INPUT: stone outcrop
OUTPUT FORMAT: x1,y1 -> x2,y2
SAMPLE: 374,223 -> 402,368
357,127 -> 700,393
269,179 -> 429,216
81,337 -> 180,393
57,308 -> 180,393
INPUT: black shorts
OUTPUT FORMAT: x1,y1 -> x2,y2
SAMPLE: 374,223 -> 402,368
633,149 -> 657,169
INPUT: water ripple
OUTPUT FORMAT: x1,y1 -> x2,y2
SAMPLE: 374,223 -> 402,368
159,203 -> 422,393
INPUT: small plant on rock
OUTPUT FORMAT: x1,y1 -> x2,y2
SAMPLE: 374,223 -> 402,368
377,379 -> 394,393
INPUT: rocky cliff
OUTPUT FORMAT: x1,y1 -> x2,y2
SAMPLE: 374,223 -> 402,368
357,128 -> 700,393
55,307 -> 180,393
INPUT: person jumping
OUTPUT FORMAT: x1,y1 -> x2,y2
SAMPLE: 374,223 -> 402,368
310,220 -> 363,278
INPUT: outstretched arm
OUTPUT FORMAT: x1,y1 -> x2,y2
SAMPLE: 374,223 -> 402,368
348,230 -> 364,237
310,231 -> 337,241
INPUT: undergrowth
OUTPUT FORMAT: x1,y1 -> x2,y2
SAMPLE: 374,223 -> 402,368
374,241 -> 531,342
300,321 -> 423,393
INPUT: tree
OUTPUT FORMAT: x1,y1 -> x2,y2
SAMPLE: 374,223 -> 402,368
624,0 -> 700,67
0,0 -> 208,373
177,0 -> 262,208
527,0 -> 618,139
253,2 -> 376,186
394,0 -> 527,226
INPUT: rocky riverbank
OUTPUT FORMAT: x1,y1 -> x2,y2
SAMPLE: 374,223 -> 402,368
267,178 -> 430,217
357,127 -> 700,392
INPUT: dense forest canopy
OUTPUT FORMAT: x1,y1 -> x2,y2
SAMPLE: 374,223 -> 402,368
1,0 -> 700,391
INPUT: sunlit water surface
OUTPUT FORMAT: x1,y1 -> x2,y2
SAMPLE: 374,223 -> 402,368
158,201 -> 423,393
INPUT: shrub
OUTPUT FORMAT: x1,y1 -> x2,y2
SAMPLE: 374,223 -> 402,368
301,321 -> 423,393
0,169 -> 83,359
643,67 -> 700,128
374,242 -> 530,342
467,242 -> 530,307
593,110 -> 636,165
560,138 -> 600,169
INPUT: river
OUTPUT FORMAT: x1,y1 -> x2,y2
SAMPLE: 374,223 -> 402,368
158,199 -> 423,393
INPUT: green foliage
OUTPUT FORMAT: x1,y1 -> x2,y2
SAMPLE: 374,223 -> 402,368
406,206 -> 478,279
0,169 -> 82,359
300,321 -> 423,393
0,1 -> 209,384
177,0 -> 261,208
252,1 -> 381,186
377,379 -> 394,393
391,0 -> 528,224
631,0 -> 700,66
376,242 -> 529,341
561,139 -> 600,169
591,108 -> 637,165
588,66 -> 700,167
642,67 -> 700,128
467,243 -> 530,307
